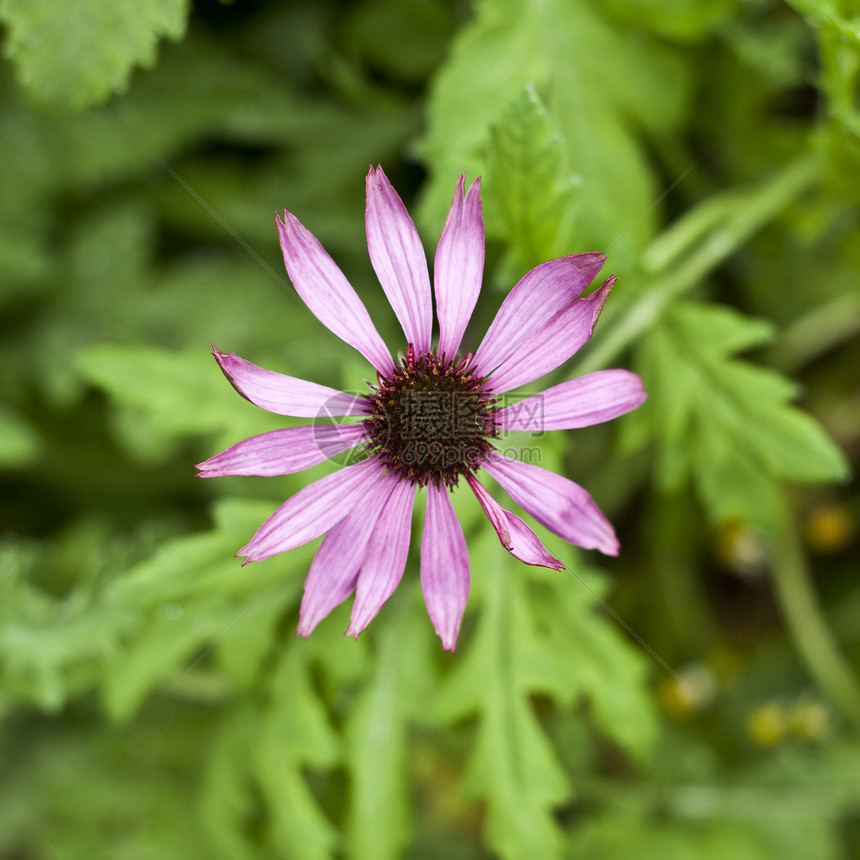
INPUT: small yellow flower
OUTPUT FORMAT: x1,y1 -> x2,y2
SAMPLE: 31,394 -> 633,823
789,697 -> 831,741
804,503 -> 855,554
747,702 -> 787,747
658,664 -> 717,718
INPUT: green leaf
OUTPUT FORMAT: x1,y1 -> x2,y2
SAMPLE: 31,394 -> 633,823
253,648 -> 341,860
342,0 -> 456,84
102,498 -> 305,720
438,561 -> 570,860
599,0 -> 737,42
76,345 -> 232,457
101,604 -> 228,721
344,622 -> 411,860
0,527 -> 141,712
0,0 -> 188,108
785,0 -> 860,45
418,0 -> 689,259
0,707 -> 222,860
568,739 -> 860,860
525,570 -> 660,760
75,344 -> 283,461
108,499 -> 279,606
340,599 -> 436,860
198,708 -> 265,860
570,812 -> 774,860
0,406 -> 43,467
0,228 -> 49,298
634,302 -> 850,527
433,522 -> 657,860
484,87 -> 581,268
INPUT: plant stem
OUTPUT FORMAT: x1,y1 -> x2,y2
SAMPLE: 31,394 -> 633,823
767,292 -> 860,373
577,155 -> 822,374
771,494 -> 860,728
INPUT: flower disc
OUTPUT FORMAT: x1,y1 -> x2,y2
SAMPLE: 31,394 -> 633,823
363,347 -> 499,488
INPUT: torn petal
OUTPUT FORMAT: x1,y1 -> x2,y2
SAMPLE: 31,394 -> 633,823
467,473 -> 565,570
485,452 -> 618,556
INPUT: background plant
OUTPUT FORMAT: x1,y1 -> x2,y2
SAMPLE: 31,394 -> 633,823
1,0 -> 859,858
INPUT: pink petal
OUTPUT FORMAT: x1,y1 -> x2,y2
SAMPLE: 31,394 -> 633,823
420,484 -> 470,651
196,423 -> 367,477
434,175 -> 484,360
473,254 -> 605,378
466,474 -> 565,570
487,277 -> 614,394
501,511 -> 567,571
347,480 -> 416,637
297,472 -> 398,637
366,166 -> 433,354
213,347 -> 365,418
277,211 -> 392,373
498,369 -> 646,432
465,473 -> 510,547
484,453 -> 619,556
239,457 -> 384,563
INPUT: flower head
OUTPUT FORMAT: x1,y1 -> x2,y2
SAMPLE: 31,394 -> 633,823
198,167 -> 646,650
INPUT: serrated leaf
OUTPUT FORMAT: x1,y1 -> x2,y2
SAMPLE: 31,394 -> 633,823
199,708 -> 264,860
101,605 -> 226,721
527,572 -> 660,759
75,344 -> 283,461
432,516 -> 658,860
484,86 -> 580,267
434,539 -> 572,860
418,0 -> 689,258
253,647 -> 341,860
344,613 -> 414,860
0,533 -> 137,711
635,302 -> 850,527
0,0 -> 188,108
103,497 -> 305,719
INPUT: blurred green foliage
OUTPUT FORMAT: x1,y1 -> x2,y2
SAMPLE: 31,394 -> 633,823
1,0 -> 859,858
0,0 -> 188,109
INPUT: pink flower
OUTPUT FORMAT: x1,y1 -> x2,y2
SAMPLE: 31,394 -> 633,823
198,167 -> 646,650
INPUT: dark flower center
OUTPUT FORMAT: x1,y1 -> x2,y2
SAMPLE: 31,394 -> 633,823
363,345 -> 499,488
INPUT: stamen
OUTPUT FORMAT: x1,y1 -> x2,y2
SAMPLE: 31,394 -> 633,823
363,349 -> 499,488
